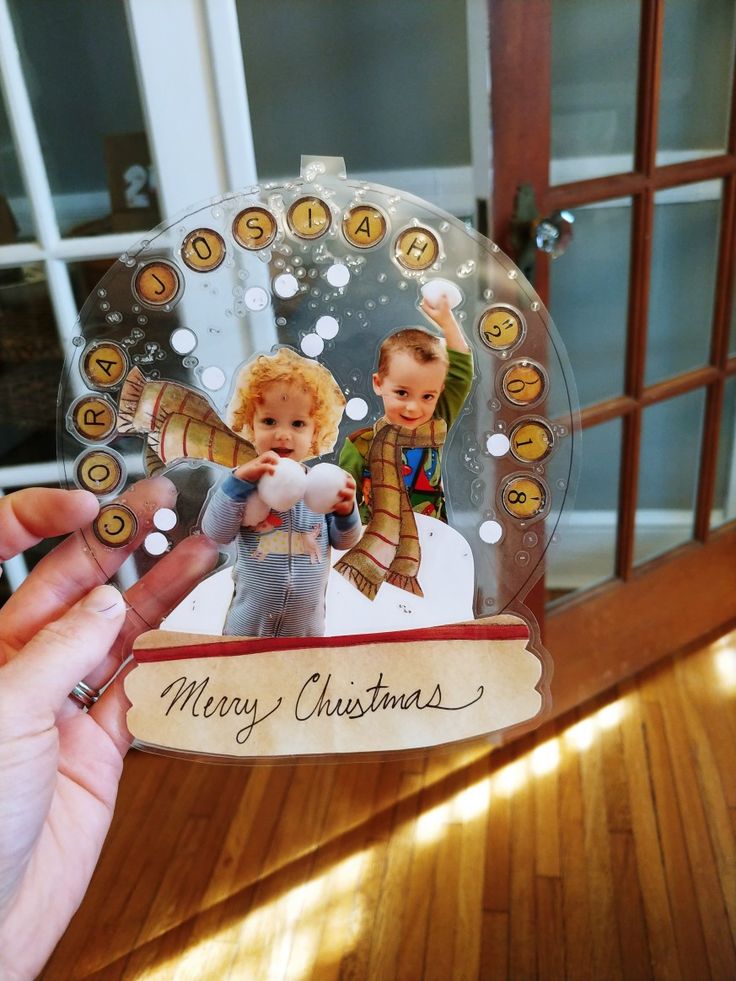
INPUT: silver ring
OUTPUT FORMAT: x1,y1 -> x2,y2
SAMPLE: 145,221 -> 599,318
68,680 -> 101,710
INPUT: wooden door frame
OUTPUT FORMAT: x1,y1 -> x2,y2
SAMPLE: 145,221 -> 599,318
489,0 -> 736,724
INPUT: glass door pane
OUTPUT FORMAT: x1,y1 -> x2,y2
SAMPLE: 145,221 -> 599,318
550,0 -> 640,185
634,388 -> 706,566
546,418 -> 623,602
645,181 -> 722,386
8,0 -> 160,238
656,0 -> 736,166
548,198 -> 632,409
0,91 -> 33,243
712,376 -> 736,530
236,0 -> 480,218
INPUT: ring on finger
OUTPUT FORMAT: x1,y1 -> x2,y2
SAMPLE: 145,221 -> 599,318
68,680 -> 101,710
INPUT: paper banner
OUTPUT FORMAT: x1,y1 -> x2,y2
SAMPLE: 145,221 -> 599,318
125,616 -> 546,759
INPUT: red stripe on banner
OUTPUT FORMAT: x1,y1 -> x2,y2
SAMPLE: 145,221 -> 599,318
208,425 -> 216,461
134,620 -> 531,662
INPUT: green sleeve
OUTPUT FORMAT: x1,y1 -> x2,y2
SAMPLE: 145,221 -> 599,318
436,348 -> 474,427
338,437 -> 367,502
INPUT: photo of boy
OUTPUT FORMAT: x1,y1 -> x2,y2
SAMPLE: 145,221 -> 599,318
339,294 -> 474,524
201,348 -> 361,637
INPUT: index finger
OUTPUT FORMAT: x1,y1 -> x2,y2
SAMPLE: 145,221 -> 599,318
0,476 -> 176,654
0,488 -> 99,563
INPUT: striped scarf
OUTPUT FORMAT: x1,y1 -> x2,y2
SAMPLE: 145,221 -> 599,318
335,417 -> 447,600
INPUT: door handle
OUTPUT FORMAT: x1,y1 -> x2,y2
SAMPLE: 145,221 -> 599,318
510,183 -> 575,282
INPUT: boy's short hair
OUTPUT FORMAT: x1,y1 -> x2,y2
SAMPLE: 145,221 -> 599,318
376,328 -> 449,380
227,347 -> 345,458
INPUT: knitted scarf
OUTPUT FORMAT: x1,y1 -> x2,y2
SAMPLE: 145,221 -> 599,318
335,417 -> 447,600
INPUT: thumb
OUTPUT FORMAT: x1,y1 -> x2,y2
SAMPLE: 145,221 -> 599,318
0,585 -> 126,726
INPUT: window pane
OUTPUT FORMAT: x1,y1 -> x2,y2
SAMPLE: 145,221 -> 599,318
730,264 -> 736,357
711,376 -> 736,530
656,0 -> 736,166
7,0 -> 160,238
0,264 -> 61,468
0,91 -> 33,243
546,418 -> 622,606
645,182 -> 721,386
548,199 -> 631,409
634,389 -> 705,566
237,0 -> 475,215
550,0 -> 640,185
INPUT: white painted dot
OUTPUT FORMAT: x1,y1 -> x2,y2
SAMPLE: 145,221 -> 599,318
315,315 -> 339,339
273,273 -> 299,299
170,328 -> 197,355
144,531 -> 169,555
479,520 -> 503,545
300,333 -> 325,358
326,263 -> 350,288
201,366 -> 226,390
244,286 -> 269,311
346,397 -> 369,421
486,433 -> 511,457
153,507 -> 177,531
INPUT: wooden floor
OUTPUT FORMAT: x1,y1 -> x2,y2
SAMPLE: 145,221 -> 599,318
42,630 -> 736,981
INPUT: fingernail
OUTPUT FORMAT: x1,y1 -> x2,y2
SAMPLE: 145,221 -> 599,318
82,584 -> 125,618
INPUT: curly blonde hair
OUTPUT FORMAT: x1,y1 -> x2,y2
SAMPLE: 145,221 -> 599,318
226,347 -> 345,458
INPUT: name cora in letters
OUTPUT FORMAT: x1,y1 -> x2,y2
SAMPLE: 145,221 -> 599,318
160,671 -> 485,746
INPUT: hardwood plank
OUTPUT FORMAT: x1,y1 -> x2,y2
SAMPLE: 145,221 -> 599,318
578,710 -> 624,981
450,759 -> 490,981
639,698 -> 710,980
653,669 -> 736,979
507,764 -> 537,981
365,772 -> 424,981
533,727 -> 561,877
618,679 -> 682,981
535,876 -> 565,981
479,910 -> 509,981
609,831 -> 654,981
557,718 -> 596,981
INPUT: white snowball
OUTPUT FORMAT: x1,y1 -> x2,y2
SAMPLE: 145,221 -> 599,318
304,463 -> 347,514
258,457 -> 308,511
420,278 -> 463,309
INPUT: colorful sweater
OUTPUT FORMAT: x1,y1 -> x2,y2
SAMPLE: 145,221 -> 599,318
201,473 -> 361,637
338,348 -> 474,522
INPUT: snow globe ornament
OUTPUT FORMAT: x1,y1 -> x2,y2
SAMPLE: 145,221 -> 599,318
58,156 -> 579,762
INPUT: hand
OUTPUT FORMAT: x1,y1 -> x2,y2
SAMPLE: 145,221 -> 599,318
0,481 -> 218,980
420,294 -> 470,353
234,450 -> 280,484
332,474 -> 357,516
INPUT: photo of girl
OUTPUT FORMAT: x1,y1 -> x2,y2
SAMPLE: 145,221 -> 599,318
201,348 -> 361,637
